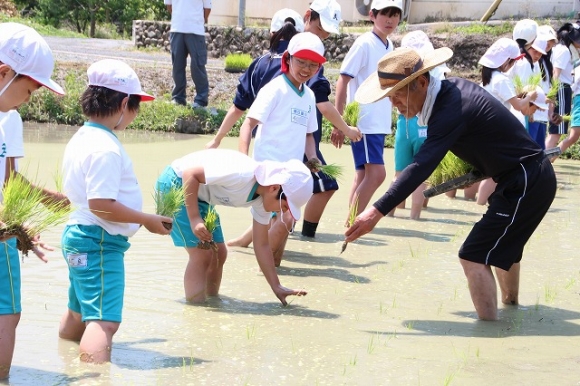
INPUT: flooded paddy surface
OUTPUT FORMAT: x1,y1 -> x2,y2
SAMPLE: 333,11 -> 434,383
5,123 -> 580,385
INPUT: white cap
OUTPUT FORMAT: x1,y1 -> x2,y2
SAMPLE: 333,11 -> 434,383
401,30 -> 449,79
254,159 -> 313,221
309,0 -> 342,34
478,38 -> 524,68
538,25 -> 557,42
87,59 -> 154,101
513,19 -> 538,44
0,22 -> 64,95
371,0 -> 403,12
270,8 -> 305,33
531,37 -> 548,55
523,85 -> 548,110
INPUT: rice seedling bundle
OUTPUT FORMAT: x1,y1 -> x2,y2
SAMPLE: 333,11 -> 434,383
198,206 -> 219,251
0,172 -> 72,256
427,152 -> 475,187
224,53 -> 252,73
342,101 -> 360,127
154,185 -> 186,230
341,196 -> 359,254
304,158 -> 344,181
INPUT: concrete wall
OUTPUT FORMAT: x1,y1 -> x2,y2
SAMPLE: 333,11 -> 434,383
209,0 -> 575,25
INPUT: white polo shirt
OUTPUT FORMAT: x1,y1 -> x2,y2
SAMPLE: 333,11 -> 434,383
507,59 -> 549,122
340,31 -> 394,135
164,0 -> 211,35
63,123 -> 143,237
0,110 -> 24,202
170,149 -> 271,225
248,74 -> 318,162
551,44 -> 573,85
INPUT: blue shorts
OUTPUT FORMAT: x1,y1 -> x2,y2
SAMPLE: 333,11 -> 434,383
0,239 -> 21,315
351,133 -> 386,170
571,94 -> 580,127
527,121 -> 547,149
62,224 -> 130,323
156,166 -> 224,248
394,115 -> 427,172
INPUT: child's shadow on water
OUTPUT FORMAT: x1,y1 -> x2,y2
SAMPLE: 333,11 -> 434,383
363,304 -> 580,338
2,367 -> 101,385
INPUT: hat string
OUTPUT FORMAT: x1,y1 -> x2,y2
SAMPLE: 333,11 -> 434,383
377,58 -> 423,80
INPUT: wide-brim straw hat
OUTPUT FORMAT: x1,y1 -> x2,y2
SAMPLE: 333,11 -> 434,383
355,47 -> 453,105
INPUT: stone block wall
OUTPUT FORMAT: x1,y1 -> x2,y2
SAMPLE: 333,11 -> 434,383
132,20 -> 357,62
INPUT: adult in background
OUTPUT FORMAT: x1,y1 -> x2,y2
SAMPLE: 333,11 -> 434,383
345,48 -> 556,321
165,0 -> 211,108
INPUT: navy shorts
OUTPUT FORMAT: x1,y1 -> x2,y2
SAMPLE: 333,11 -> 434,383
548,83 -> 571,135
459,156 -> 556,271
351,133 -> 386,170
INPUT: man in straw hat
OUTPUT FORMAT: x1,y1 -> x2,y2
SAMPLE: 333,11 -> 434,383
344,47 -> 557,321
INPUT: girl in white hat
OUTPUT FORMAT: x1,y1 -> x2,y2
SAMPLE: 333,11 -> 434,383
58,59 -> 172,364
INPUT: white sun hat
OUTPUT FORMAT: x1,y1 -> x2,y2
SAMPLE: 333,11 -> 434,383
270,8 -> 305,33
513,19 -> 539,44
371,0 -> 403,12
0,22 -> 64,95
87,59 -> 154,101
309,0 -> 342,34
478,38 -> 525,68
254,159 -> 313,221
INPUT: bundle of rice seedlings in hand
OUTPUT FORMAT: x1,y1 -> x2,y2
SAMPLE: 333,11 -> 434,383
304,158 -> 344,181
154,185 -> 186,230
198,206 -> 219,252
341,196 -> 359,254
0,172 -> 72,256
546,78 -> 561,103
427,152 -> 475,187
513,74 -> 542,97
342,101 -> 360,126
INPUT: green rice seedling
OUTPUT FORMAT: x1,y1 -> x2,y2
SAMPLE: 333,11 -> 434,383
198,206 -> 219,251
53,164 -> 64,193
0,172 -> 72,256
514,74 -> 541,96
224,53 -> 252,73
304,158 -> 344,180
546,78 -> 561,103
561,114 -> 571,123
154,185 -> 186,229
342,101 -> 360,126
340,195 -> 359,254
427,152 -> 475,187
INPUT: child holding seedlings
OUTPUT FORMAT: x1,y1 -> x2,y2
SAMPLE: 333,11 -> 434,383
334,0 -> 400,219
0,22 -> 66,380
156,149 -> 311,305
58,59 -> 172,364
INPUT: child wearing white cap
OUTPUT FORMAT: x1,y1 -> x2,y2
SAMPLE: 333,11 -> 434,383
477,37 -> 538,205
58,59 -> 172,364
334,0 -> 401,220
155,149 -> 312,305
0,22 -> 66,380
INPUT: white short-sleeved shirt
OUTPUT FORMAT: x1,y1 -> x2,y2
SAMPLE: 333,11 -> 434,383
171,149 -> 271,225
164,0 -> 211,35
63,123 -> 143,237
508,59 -> 549,122
340,31 -> 394,135
248,74 -> 318,162
0,110 -> 24,202
551,44 -> 573,85
482,71 -> 525,125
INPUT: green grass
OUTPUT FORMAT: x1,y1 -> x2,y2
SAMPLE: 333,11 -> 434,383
433,21 -> 514,35
0,15 -> 86,38
224,53 -> 252,72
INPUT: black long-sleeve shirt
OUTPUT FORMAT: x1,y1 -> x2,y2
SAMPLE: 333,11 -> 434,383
374,77 -> 543,215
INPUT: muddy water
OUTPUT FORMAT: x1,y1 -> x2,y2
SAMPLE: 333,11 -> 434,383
6,123 -> 580,385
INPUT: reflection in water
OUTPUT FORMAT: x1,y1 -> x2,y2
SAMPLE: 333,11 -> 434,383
9,125 -> 580,385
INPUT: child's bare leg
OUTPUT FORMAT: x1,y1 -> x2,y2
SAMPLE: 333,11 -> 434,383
205,243 -> 227,297
79,320 -> 119,363
355,164 -> 386,215
445,189 -> 457,198
559,127 -> 580,153
545,133 -> 560,156
184,247 -> 214,303
463,181 -> 480,200
227,225 -> 252,247
269,212 -> 293,266
387,172 -> 404,217
476,178 -> 497,206
59,309 -> 85,341
410,182 -> 427,220
0,313 -> 20,379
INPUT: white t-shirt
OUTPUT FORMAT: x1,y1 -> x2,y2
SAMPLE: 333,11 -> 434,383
248,74 -> 318,162
340,31 -> 394,135
0,110 -> 24,202
63,123 -> 143,237
508,59 -> 548,122
551,44 -> 573,85
482,71 -> 525,125
171,149 -> 271,225
164,0 -> 211,35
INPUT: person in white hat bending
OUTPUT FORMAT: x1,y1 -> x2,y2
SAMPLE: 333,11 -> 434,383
344,47 -> 557,321
155,149 -> 311,305
0,22 -> 68,380
58,59 -> 173,364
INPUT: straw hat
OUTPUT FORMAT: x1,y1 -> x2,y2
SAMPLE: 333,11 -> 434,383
355,47 -> 453,104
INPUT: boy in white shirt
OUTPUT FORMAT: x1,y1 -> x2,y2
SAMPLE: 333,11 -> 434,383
334,0 -> 401,218
156,149 -> 312,305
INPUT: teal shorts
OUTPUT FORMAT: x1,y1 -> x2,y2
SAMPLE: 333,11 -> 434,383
62,224 -> 130,323
156,166 -> 224,248
0,239 -> 21,315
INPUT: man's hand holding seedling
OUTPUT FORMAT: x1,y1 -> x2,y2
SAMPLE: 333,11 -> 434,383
345,206 -> 383,243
